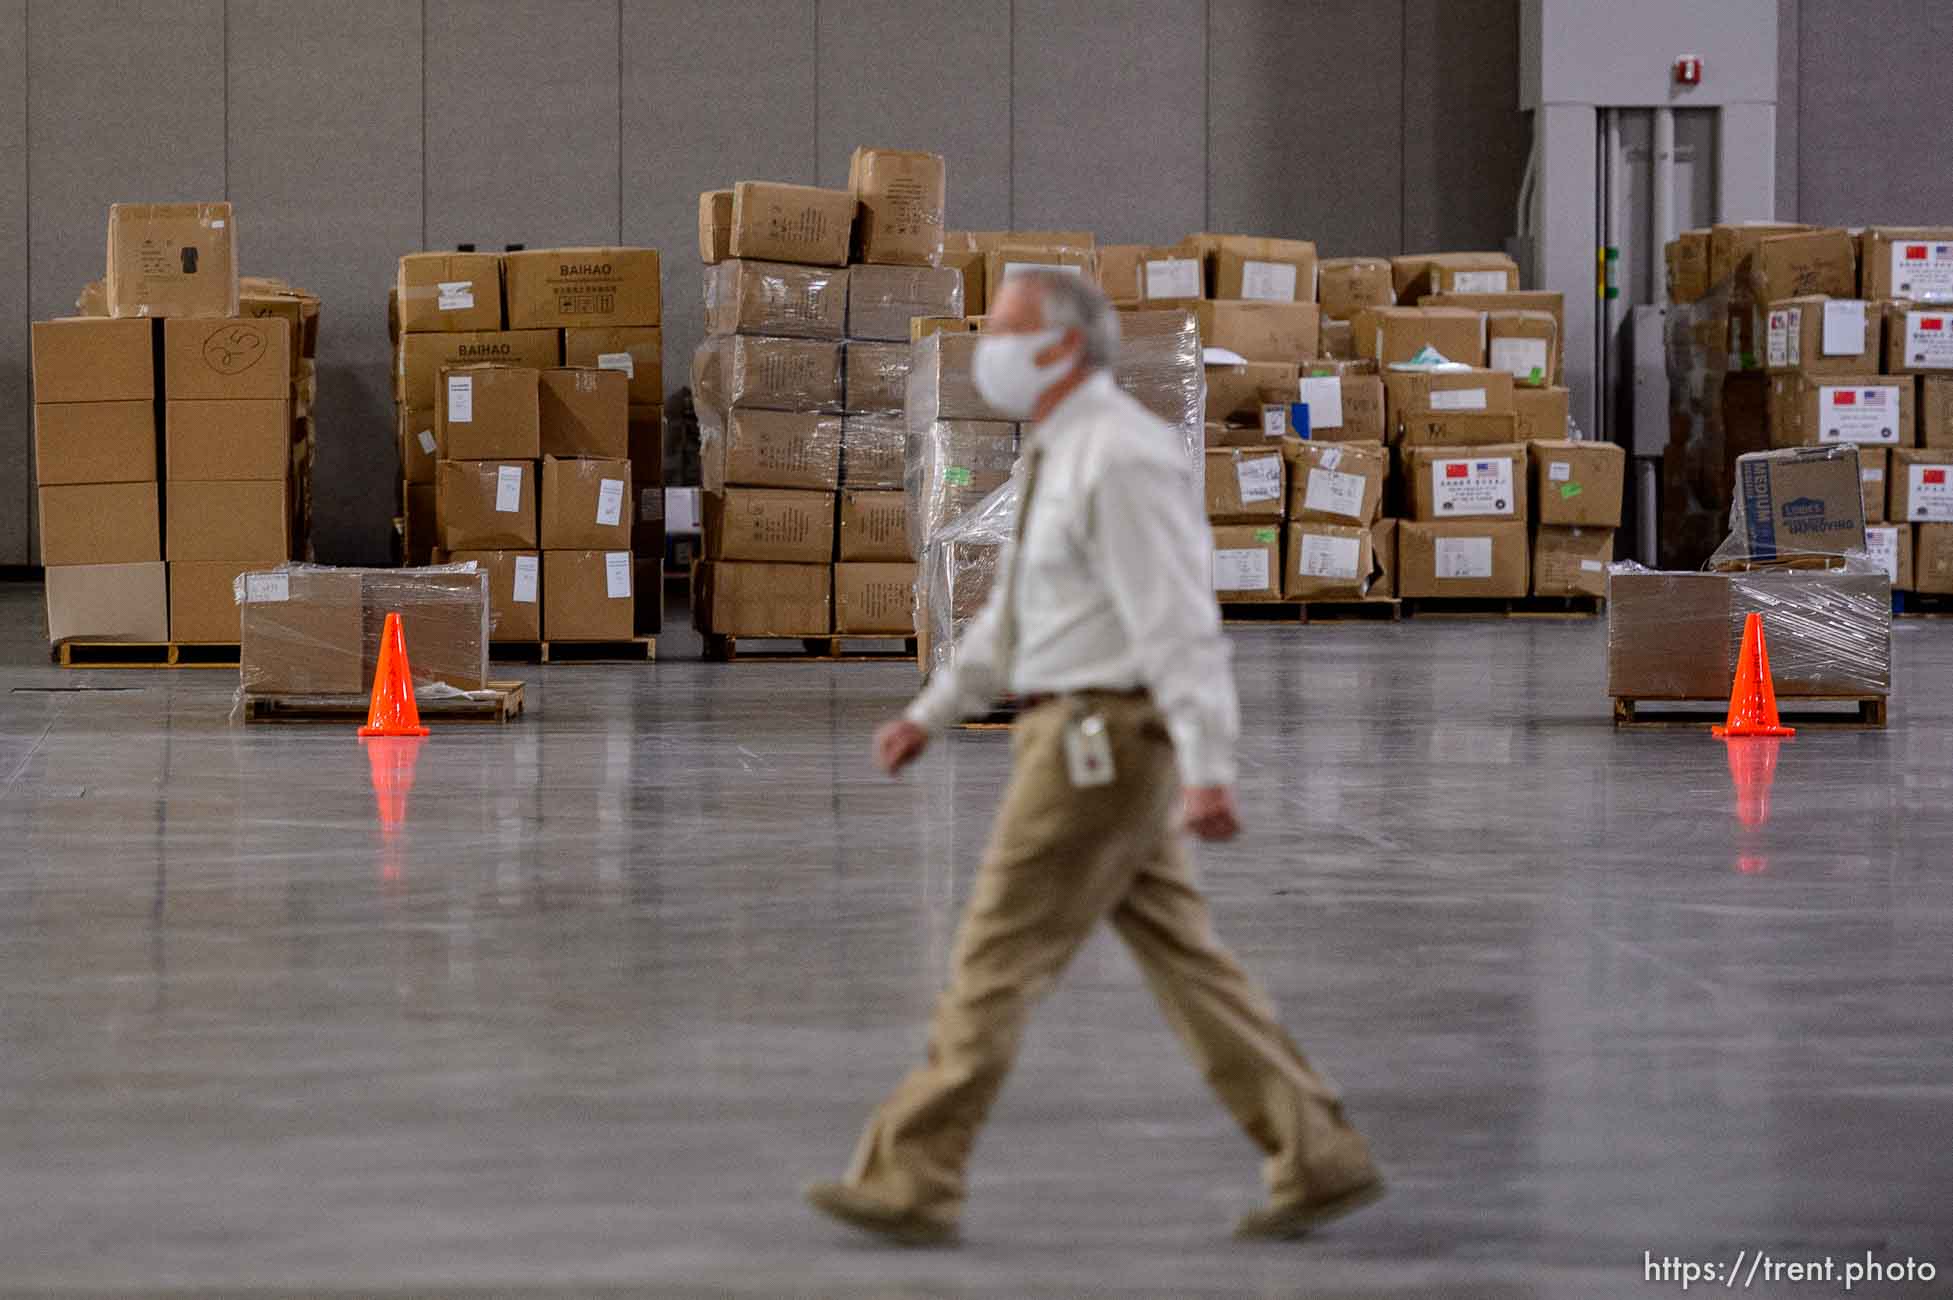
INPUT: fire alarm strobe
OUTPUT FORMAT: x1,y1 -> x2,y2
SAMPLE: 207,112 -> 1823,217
1675,55 -> 1703,86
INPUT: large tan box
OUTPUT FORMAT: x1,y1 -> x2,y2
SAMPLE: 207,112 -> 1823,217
846,265 -> 964,341
907,330 -> 1010,422
1355,307 -> 1486,368
1864,524 -> 1911,590
1420,291 -> 1566,374
106,202 -> 237,319
1397,520 -> 1529,598
1914,524 -> 1953,592
1205,362 -> 1298,424
437,460 -> 537,551
237,567 -> 366,694
1204,446 -> 1286,523
165,399 -> 287,481
1709,222 -> 1811,289
849,147 -> 947,267
31,318 -> 155,403
846,340 -> 911,414
1317,257 -> 1394,320
1859,227 -> 1953,302
1206,235 -> 1317,303
1385,367 -> 1514,440
1891,447 -> 1953,523
1392,252 -> 1517,300
396,252 -> 503,333
1883,302 -> 1953,375
1284,438 -> 1385,525
1731,446 -> 1866,559
1400,410 -> 1520,449
1750,228 -> 1857,303
399,330 -> 560,410
44,561 -> 169,644
703,409 -> 842,492
1486,311 -> 1558,388
543,550 -> 635,641
1296,370 -> 1386,441
562,326 -> 665,409
691,335 -> 844,412
34,400 -> 157,485
1195,301 -> 1319,363
539,367 -> 628,459
359,570 -> 490,690
1531,526 -> 1613,597
1210,523 -> 1283,600
702,488 -> 836,563
698,190 -> 733,264
906,418 -> 1019,553
39,483 -> 160,565
730,182 -> 854,267
504,247 -> 661,329
1530,440 -> 1625,527
1132,246 -> 1205,303
694,560 -> 832,636
1512,386 -> 1571,442
1406,444 -> 1528,521
448,549 -> 541,641
166,480 -> 289,561
838,489 -> 911,562
1283,522 -> 1374,600
1761,296 -> 1880,374
541,456 -> 632,550
162,317 -> 291,400
841,415 -> 906,488
168,560 -> 252,642
1767,373 -> 1913,448
834,562 -> 917,634
704,259 -> 848,338
1859,446 -> 1890,524
438,364 -> 541,460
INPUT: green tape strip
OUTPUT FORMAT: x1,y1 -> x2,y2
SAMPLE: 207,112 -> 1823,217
1254,528 -> 1278,543
1560,481 -> 1583,499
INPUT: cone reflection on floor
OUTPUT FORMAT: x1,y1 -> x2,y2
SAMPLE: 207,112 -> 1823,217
1726,735 -> 1784,830
1712,613 -> 1796,739
359,611 -> 429,738
362,735 -> 425,885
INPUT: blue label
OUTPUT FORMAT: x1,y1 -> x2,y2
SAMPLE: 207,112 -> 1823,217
1288,402 -> 1312,440
1740,460 -> 1778,558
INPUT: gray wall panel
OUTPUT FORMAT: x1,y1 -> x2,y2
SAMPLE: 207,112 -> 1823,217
621,0 -> 817,408
424,0 -> 620,251
228,0 -> 422,565
0,1 -> 25,565
1402,0 -> 1528,256
815,0 -> 1011,231
1207,0 -> 1404,258
1012,0 -> 1206,243
1775,0 -> 1798,220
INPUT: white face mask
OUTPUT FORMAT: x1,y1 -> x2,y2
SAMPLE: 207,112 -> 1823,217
972,327 -> 1071,419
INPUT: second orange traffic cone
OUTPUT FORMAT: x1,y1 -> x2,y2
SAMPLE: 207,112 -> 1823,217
358,612 -> 429,738
1713,612 -> 1795,739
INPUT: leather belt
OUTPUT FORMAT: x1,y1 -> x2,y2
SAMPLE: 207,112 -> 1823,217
1016,687 -> 1148,710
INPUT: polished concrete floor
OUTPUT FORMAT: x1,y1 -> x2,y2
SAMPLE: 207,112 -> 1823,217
1,579 -> 1949,1298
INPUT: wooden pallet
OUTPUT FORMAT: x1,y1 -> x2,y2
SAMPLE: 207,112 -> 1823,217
1221,598 -> 1404,624
1405,596 -> 1606,620
54,641 -> 241,669
243,680 -> 525,725
1612,693 -> 1887,730
490,638 -> 656,664
701,634 -> 918,663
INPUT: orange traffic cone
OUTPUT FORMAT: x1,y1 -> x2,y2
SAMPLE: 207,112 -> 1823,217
1713,612 -> 1795,739
358,612 -> 429,737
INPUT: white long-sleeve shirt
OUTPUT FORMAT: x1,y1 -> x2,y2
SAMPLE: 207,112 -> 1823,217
906,370 -> 1240,787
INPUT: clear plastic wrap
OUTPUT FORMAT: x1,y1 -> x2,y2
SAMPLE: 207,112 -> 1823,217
841,414 -> 907,488
904,418 -> 1018,557
1113,307 -> 1206,472
906,330 -> 1010,423
845,339 -> 911,414
919,479 -> 1014,678
697,405 -> 842,492
690,334 -> 844,413
846,264 -> 964,341
702,259 -> 848,339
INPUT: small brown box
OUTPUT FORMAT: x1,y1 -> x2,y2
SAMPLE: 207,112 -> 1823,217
841,415 -> 907,488
834,562 -> 918,634
1196,301 -> 1319,363
541,456 -> 632,550
166,399 -> 288,481
838,489 -> 912,562
396,252 -> 503,333
846,264 -> 964,341
1397,519 -> 1529,598
162,317 -> 291,400
1208,235 -> 1317,304
1913,524 -> 1953,592
562,326 -> 665,408
845,340 -> 911,414
704,259 -> 848,339
438,364 -> 541,460
1283,522 -> 1374,600
1356,306 -> 1486,369
703,409 -> 843,492
1666,230 -> 1712,304
1750,228 -> 1857,303
1760,296 -> 1879,375
1530,440 -> 1625,527
504,247 -> 661,329
31,317 -> 156,403
106,201 -> 237,319
1406,444 -> 1529,522
907,330 -> 1011,422
694,560 -> 832,636
1317,257 -> 1394,321
544,550 -> 635,641
698,190 -> 734,264
38,483 -> 159,565
1859,446 -> 1890,524
1401,410 -> 1520,449
1420,290 -> 1566,381
447,549 -> 541,642
33,400 -> 157,485
1205,362 -> 1299,424
1296,369 -> 1386,441
399,330 -> 561,410
1766,373 -> 1913,449
539,367 -> 628,459
1134,245 -> 1206,302
1920,377 -> 1953,448
1204,446 -> 1286,523
1486,310 -> 1558,388
1531,526 -> 1614,597
166,480 -> 289,562
1391,252 -> 1518,300
43,561 -> 169,644
168,560 -> 253,642
438,460 -> 537,551
730,182 -> 854,267
702,488 -> 836,563
849,147 -> 947,267
690,335 -> 844,413
1210,523 -> 1284,600
1891,447 -> 1953,524
1284,438 -> 1385,525
1319,318 -> 1356,359
1512,386 -> 1571,442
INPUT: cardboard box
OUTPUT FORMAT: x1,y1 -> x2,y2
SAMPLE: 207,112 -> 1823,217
361,569 -> 490,690
1293,370 -> 1386,441
702,488 -> 836,563
1760,296 -> 1879,374
167,559 -> 250,642
1914,524 -> 1953,592
1530,440 -> 1625,527
1317,257 -> 1394,320
396,252 -> 503,333
704,259 -> 848,339
401,406 -> 437,484
1196,301 -> 1319,363
1767,373 -> 1913,448
1531,526 -> 1613,597
703,409 -> 842,491
1284,438 -> 1385,525
447,549 -> 541,641
562,327 -> 665,408
1709,222 -> 1811,289
399,330 -> 560,409
983,245 -> 1097,300
1666,230 -> 1712,304
1210,523 -> 1283,600
1354,306 -> 1486,367
106,202 -> 237,319
404,483 -> 437,565
690,335 -> 844,412
1733,446 -> 1867,558
1406,443 -> 1528,521
907,418 -> 1019,552
1096,244 -> 1146,301
1371,517 -> 1398,598
1863,524 -> 1911,590
942,243 -> 987,316
849,147 -> 946,266
162,317 -> 291,400
694,560 -> 832,636
31,318 -> 156,403
841,415 -> 906,488
541,456 -> 632,550
1400,410 -> 1519,449
846,340 -> 910,414
38,482 -> 160,565
1859,226 -> 1953,302
1385,367 -> 1514,440
1204,446 -> 1286,522
1205,362 -> 1299,424
44,561 -> 169,644
1209,235 -> 1317,304
1884,302 -> 1953,374
1891,447 -> 1953,523
1749,228 -> 1857,304
1132,246 -> 1204,302
1486,311 -> 1558,388
503,247 -> 661,329
34,400 -> 157,485
543,550 -> 635,641
698,190 -> 733,264
538,367 -> 628,459
1283,523 -> 1374,599
907,331 -> 1010,422
729,182 -> 854,267
438,364 -> 541,460
1319,318 -> 1355,359
1420,290 -> 1566,377
165,398 -> 288,481
1512,386 -> 1571,442
237,566 -> 365,694
838,488 -> 911,561
1858,446 -> 1890,524
846,264 -> 964,341
437,460 -> 537,551
834,562 -> 917,634
1391,252 -> 1518,300
1397,519 -> 1529,598
166,480 -> 288,561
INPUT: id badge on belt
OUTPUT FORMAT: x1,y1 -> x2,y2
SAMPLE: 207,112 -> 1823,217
1063,708 -> 1116,787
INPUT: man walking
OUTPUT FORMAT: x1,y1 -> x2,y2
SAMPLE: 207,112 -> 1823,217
807,271 -> 1382,1244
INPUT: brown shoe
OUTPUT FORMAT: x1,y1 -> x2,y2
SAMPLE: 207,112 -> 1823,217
1234,1175 -> 1386,1241
804,1181 -> 961,1247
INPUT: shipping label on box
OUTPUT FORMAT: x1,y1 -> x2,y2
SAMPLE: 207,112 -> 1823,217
1211,527 -> 1280,596
1430,458 -> 1515,516
1891,239 -> 1953,302
1820,384 -> 1905,445
1903,311 -> 1953,370
1864,525 -> 1906,587
1907,462 -> 1953,521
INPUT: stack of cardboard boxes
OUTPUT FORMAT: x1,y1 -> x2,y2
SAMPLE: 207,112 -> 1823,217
693,148 -> 960,641
393,246 -> 664,642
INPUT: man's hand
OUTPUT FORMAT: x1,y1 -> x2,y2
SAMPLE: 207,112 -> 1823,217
1183,785 -> 1241,841
874,719 -> 931,777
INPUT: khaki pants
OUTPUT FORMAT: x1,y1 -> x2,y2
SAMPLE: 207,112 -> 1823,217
846,692 -> 1375,1226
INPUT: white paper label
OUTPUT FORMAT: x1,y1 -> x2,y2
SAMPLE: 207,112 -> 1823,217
512,554 -> 540,604
1489,336 -> 1549,382
1865,526 -> 1901,584
596,478 -> 625,526
417,428 -> 437,456
1435,536 -> 1494,578
1862,467 -> 1885,484
1298,376 -> 1344,429
1891,241 -> 1953,301
1579,560 -> 1605,573
1822,300 -> 1867,356
1001,261 -> 1082,282
1903,311 -> 1953,369
1319,445 -> 1344,470
597,351 -> 636,379
244,572 -> 289,603
1299,532 -> 1361,579
210,219 -> 226,229
1548,461 -> 1572,482
667,487 -> 701,533
1766,308 -> 1800,368
1429,456 -> 1517,516
1254,404 -> 1285,441
1239,260 -> 1298,302
1144,257 -> 1202,300
1909,463 -> 1953,521
1304,467 -> 1366,520
1235,455 -> 1283,504
1819,386 -> 1903,444
1212,547 -> 1272,591
437,280 -> 475,311
495,464 -> 523,512
1452,269 -> 1511,293
1430,387 -> 1487,412
605,551 -> 633,598
446,375 -> 474,424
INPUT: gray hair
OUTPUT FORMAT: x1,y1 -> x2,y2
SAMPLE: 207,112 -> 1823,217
1018,269 -> 1121,369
